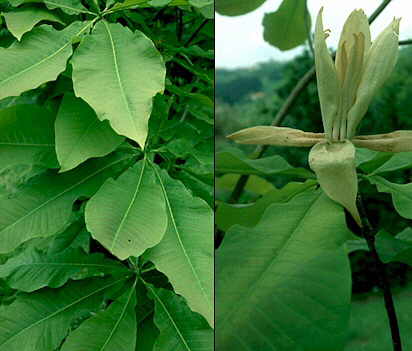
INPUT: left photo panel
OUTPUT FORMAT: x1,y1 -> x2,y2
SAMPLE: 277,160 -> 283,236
0,1 -> 214,350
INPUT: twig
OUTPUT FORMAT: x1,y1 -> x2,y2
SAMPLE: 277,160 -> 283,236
357,195 -> 402,351
368,0 -> 392,24
304,1 -> 314,57
184,19 -> 209,47
227,0 -> 396,203
399,39 -> 412,46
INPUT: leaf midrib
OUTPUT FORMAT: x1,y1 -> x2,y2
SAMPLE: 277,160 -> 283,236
98,279 -> 137,351
110,158 -> 146,251
148,286 -> 191,351
0,154 -> 132,235
103,21 -> 138,139
0,277 -> 127,347
220,192 -> 321,328
151,164 -> 212,312
0,21 -> 92,88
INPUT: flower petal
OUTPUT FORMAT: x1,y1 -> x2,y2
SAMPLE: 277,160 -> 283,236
314,7 -> 339,139
309,140 -> 361,226
347,18 -> 400,138
352,131 -> 412,152
227,126 -> 324,147
335,9 -> 371,80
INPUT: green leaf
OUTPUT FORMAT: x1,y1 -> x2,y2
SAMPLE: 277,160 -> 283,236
263,0 -> 310,50
61,279 -> 137,351
367,175 -> 412,219
0,247 -> 128,292
217,191 -> 351,351
3,6 -> 64,41
216,0 -> 266,16
55,94 -> 124,172
175,170 -> 213,207
216,147 -> 314,178
371,151 -> 412,174
47,219 -> 90,254
374,229 -> 412,265
0,104 -> 58,174
147,285 -> 213,351
0,21 -> 92,101
145,165 -> 213,327
216,179 -> 317,231
72,21 -> 166,148
137,317 -> 159,351
0,276 -> 128,351
85,159 -> 168,260
0,152 -> 133,254
9,0 -> 93,15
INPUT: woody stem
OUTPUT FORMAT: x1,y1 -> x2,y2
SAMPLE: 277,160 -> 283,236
357,195 -> 402,351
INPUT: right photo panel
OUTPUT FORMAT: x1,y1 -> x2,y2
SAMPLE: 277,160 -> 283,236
215,1 -> 412,350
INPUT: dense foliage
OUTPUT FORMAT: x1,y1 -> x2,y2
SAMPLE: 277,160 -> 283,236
216,1 -> 412,350
0,0 -> 214,350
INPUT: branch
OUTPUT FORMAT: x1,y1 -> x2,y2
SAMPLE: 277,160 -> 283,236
227,0 -> 395,203
399,39 -> 412,46
184,19 -> 209,47
357,195 -> 403,351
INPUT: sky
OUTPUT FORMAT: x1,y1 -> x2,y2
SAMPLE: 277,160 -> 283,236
216,0 -> 412,68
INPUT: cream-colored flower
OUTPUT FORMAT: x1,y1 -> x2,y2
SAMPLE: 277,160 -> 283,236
227,9 -> 409,227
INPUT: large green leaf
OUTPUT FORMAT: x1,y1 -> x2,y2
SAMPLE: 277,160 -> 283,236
55,94 -> 124,172
72,20 -> 166,148
61,279 -> 137,351
367,175 -> 412,219
85,159 -> 167,260
147,285 -> 213,351
9,0 -> 94,15
145,165 -> 213,327
0,21 -> 91,100
216,179 -> 317,231
216,0 -> 266,16
0,152 -> 133,254
263,0 -> 310,51
0,247 -> 128,292
216,147 -> 314,178
0,104 -> 58,173
0,276 -> 128,351
3,6 -> 64,41
216,191 -> 352,351
371,152 -> 412,174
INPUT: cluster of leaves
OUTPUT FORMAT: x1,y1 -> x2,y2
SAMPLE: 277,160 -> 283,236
216,0 -> 412,350
0,0 -> 213,350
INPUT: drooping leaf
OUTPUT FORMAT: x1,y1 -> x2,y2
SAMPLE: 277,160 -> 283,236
216,0 -> 266,16
47,219 -> 90,254
309,140 -> 361,226
72,20 -> 166,148
85,159 -> 168,260
0,247 -> 128,292
147,285 -> 213,351
0,21 -> 92,101
371,151 -> 412,174
0,152 -> 133,254
61,279 -> 137,351
55,94 -> 124,172
217,191 -> 352,351
9,0 -> 93,15
0,104 -> 58,174
367,175 -> 412,219
145,165 -> 213,327
216,179 -> 317,231
3,6 -> 64,41
0,276 -> 128,351
263,0 -> 310,50
216,147 -> 314,178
